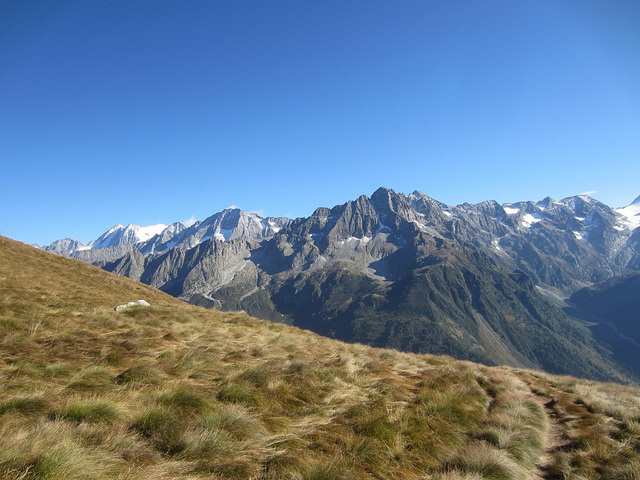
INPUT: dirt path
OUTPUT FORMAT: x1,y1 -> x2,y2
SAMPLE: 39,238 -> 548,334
533,394 -> 567,479
516,373 -> 570,479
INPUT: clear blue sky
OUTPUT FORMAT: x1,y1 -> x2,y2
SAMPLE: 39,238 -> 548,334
1,1 -> 639,246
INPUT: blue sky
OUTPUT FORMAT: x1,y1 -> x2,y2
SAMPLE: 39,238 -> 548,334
1,1 -> 639,245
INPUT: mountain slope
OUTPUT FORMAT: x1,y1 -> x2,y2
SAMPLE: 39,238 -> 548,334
571,271 -> 640,343
569,271 -> 640,373
76,188 -> 639,381
2,236 -> 640,480
37,188 -> 640,380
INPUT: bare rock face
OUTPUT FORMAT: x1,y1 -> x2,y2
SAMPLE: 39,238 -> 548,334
41,238 -> 87,255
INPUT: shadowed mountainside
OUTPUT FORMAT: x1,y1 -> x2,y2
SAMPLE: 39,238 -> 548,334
568,271 -> 640,374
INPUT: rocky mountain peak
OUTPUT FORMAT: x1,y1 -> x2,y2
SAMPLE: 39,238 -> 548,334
90,223 -> 167,250
370,187 -> 422,232
320,194 -> 379,241
44,238 -> 87,255
537,196 -> 555,209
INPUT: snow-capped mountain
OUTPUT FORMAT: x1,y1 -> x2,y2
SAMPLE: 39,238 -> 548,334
89,223 -> 169,250
42,238 -> 88,256
136,207 -> 290,255
41,208 -> 291,260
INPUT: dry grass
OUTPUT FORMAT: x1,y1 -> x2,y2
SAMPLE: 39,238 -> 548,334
1,236 -> 640,479
519,373 -> 640,480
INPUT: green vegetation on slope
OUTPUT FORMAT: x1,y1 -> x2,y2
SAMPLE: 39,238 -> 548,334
1,236 -> 639,480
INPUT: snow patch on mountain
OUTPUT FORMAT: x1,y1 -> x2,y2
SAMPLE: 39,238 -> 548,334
268,220 -> 281,233
521,213 -> 542,228
213,229 -> 234,241
91,223 -> 167,250
615,199 -> 640,230
503,206 -> 520,215
137,224 -> 168,241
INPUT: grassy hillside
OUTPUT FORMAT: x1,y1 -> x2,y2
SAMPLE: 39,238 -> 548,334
1,236 -> 639,480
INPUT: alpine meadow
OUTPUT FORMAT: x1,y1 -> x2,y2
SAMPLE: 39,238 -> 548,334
2,221 -> 640,479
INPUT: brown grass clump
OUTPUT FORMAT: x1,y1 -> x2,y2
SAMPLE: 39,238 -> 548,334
443,440 -> 527,480
1,236 -> 640,479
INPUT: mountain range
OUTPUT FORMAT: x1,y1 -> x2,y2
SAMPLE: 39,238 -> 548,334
39,188 -> 640,382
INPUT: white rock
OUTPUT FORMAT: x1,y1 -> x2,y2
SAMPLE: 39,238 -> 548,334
114,300 -> 150,311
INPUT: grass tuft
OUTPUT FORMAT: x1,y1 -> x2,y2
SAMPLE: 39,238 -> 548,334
293,458 -> 357,480
445,440 -> 527,480
58,398 -> 120,424
158,385 -> 209,414
218,380 -> 262,406
201,403 -> 265,440
116,364 -> 163,386
0,395 -> 50,417
66,366 -> 114,392
131,407 -> 187,455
